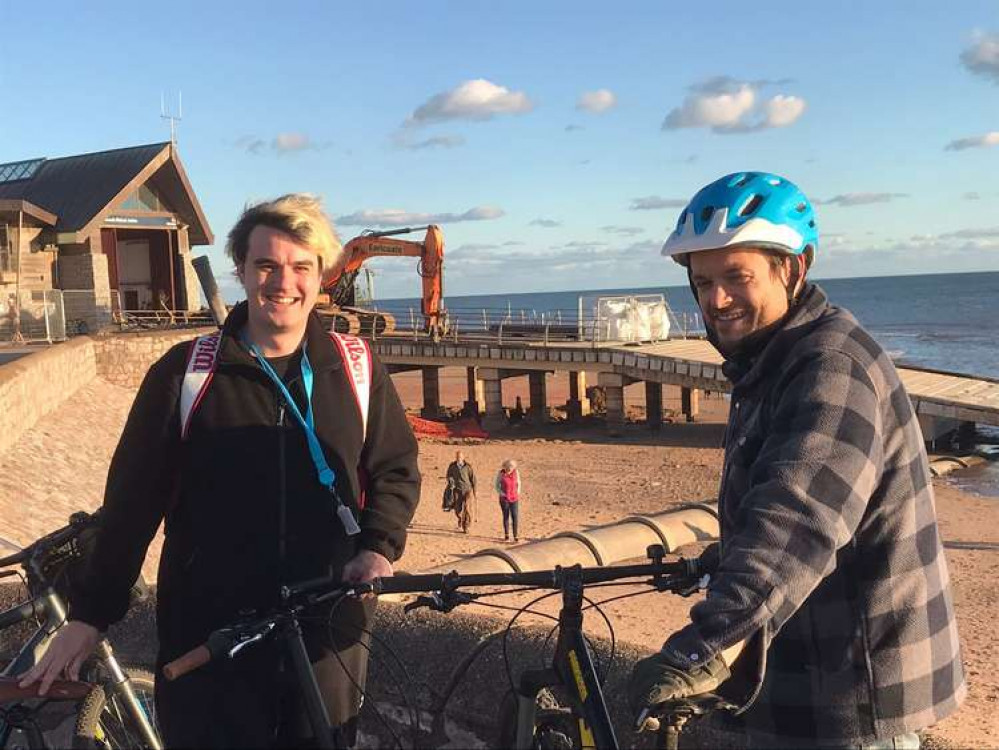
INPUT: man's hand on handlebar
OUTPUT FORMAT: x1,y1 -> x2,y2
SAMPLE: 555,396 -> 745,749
342,550 -> 393,598
18,620 -> 101,696
628,650 -> 730,729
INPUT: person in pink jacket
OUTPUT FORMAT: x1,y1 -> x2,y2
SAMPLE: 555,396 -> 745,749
495,459 -> 522,542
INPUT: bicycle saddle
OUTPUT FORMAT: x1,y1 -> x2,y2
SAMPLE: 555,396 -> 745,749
0,677 -> 92,702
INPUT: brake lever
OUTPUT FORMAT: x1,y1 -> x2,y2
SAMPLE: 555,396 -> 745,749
224,622 -> 276,659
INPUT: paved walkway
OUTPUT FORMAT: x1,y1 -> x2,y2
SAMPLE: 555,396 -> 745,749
0,379 -> 164,581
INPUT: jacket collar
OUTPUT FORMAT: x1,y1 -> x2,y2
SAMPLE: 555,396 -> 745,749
216,301 -> 342,372
721,283 -> 829,388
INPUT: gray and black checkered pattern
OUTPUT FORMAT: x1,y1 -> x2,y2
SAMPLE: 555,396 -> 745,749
663,284 -> 966,744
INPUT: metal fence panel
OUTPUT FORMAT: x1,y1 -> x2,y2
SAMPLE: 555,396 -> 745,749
0,290 -> 66,343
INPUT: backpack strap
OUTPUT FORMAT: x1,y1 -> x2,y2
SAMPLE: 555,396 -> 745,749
180,333 -> 222,439
179,330 -> 373,508
327,332 -> 371,442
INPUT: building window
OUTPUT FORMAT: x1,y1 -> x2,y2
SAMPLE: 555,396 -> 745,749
121,183 -> 165,212
0,225 -> 11,273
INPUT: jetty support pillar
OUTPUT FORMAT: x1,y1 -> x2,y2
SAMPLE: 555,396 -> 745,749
598,373 -> 629,431
463,366 -> 484,417
479,368 -> 506,431
421,366 -> 443,419
681,386 -> 700,423
528,371 -> 550,424
566,371 -> 589,422
646,381 -> 663,431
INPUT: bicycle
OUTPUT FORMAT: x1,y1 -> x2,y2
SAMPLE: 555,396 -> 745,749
163,544 -> 733,749
0,511 -> 162,749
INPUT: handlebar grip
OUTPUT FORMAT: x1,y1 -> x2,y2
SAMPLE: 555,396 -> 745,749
162,645 -> 211,681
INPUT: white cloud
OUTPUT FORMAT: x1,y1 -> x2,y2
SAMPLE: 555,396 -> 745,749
961,32 -> 999,84
964,192 -> 982,200
944,131 -> 999,151
938,227 -> 999,240
818,193 -> 908,207
395,134 -> 466,150
601,225 -> 644,236
577,89 -> 617,113
237,132 -> 328,155
530,218 -> 562,228
565,124 -> 584,132
630,196 -> 688,211
335,205 -> 504,227
404,79 -> 534,126
662,77 -> 806,134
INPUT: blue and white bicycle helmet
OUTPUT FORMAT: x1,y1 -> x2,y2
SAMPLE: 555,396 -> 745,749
662,172 -> 818,267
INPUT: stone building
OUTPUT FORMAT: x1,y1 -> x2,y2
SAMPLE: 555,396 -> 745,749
0,142 -> 212,334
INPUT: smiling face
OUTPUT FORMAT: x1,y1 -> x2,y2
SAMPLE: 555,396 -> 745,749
237,225 -> 322,344
688,247 -> 792,349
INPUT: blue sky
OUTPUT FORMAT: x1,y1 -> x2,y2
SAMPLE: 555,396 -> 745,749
2,1 -> 997,300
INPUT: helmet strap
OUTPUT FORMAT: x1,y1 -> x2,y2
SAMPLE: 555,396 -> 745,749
786,254 -> 807,305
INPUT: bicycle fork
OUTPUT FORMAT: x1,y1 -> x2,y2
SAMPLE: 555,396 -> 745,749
94,641 -> 162,749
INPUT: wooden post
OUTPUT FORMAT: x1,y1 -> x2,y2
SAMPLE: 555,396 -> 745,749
421,366 -> 442,418
646,381 -> 663,431
462,366 -> 482,417
479,367 -> 505,431
599,373 -> 627,432
566,371 -> 589,421
528,371 -> 550,424
681,386 -> 700,423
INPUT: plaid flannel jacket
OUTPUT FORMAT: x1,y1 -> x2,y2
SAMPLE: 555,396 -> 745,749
663,284 -> 966,743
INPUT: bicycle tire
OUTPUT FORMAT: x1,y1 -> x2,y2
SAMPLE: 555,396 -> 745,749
72,667 -> 159,749
495,688 -> 581,750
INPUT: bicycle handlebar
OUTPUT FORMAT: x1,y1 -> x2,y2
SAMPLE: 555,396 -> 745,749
0,510 -> 99,569
164,556 -> 704,681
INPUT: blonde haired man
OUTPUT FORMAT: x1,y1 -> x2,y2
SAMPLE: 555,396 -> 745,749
23,194 -> 421,748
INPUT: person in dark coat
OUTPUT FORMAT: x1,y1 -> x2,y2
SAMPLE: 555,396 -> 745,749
21,194 -> 421,748
445,450 -> 476,532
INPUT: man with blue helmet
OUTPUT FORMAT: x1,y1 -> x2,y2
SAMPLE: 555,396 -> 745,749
628,173 -> 965,747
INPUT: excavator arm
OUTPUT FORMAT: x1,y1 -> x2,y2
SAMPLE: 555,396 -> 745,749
324,224 -> 446,337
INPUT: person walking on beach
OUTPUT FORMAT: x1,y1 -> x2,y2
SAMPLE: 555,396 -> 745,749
628,172 -> 965,748
495,459 -> 522,541
21,194 -> 421,748
446,450 -> 476,533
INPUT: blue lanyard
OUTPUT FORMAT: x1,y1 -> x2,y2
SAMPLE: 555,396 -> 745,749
247,341 -> 360,536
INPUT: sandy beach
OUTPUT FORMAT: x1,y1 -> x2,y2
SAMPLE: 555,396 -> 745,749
1,367 -> 995,747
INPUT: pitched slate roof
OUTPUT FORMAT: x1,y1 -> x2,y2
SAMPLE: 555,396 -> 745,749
0,143 -> 212,244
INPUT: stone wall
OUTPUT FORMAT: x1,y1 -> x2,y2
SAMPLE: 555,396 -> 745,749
0,328 -> 213,458
59,253 -> 114,333
0,337 -> 97,456
94,327 -> 211,388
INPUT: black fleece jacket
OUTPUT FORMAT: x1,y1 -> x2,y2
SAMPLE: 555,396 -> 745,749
71,303 -> 421,659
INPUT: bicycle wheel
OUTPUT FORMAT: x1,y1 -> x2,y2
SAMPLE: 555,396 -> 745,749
496,688 -> 581,750
72,667 -> 159,749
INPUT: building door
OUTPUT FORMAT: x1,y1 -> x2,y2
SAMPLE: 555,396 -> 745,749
117,239 -> 152,310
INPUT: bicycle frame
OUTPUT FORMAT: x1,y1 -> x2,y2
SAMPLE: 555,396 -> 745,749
0,541 -> 162,749
508,566 -> 617,749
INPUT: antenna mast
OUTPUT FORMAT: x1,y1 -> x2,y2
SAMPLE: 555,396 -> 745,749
160,91 -> 183,145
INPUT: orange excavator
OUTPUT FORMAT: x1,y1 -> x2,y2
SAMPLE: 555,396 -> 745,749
316,224 -> 448,340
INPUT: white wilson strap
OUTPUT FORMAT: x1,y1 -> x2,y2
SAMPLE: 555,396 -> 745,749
180,332 -> 371,441
180,333 -> 222,439
328,332 -> 371,442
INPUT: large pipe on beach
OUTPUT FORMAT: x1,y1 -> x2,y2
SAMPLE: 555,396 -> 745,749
411,504 -> 719,576
192,255 -> 228,327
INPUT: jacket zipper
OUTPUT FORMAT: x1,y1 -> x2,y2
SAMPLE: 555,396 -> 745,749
277,401 -> 287,580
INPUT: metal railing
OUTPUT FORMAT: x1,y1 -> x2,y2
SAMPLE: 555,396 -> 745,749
0,290 -> 66,343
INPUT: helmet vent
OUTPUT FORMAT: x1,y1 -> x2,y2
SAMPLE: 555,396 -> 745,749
795,202 -> 807,214
700,206 -> 714,223
732,174 -> 751,188
738,194 -> 764,217
808,219 -> 816,228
